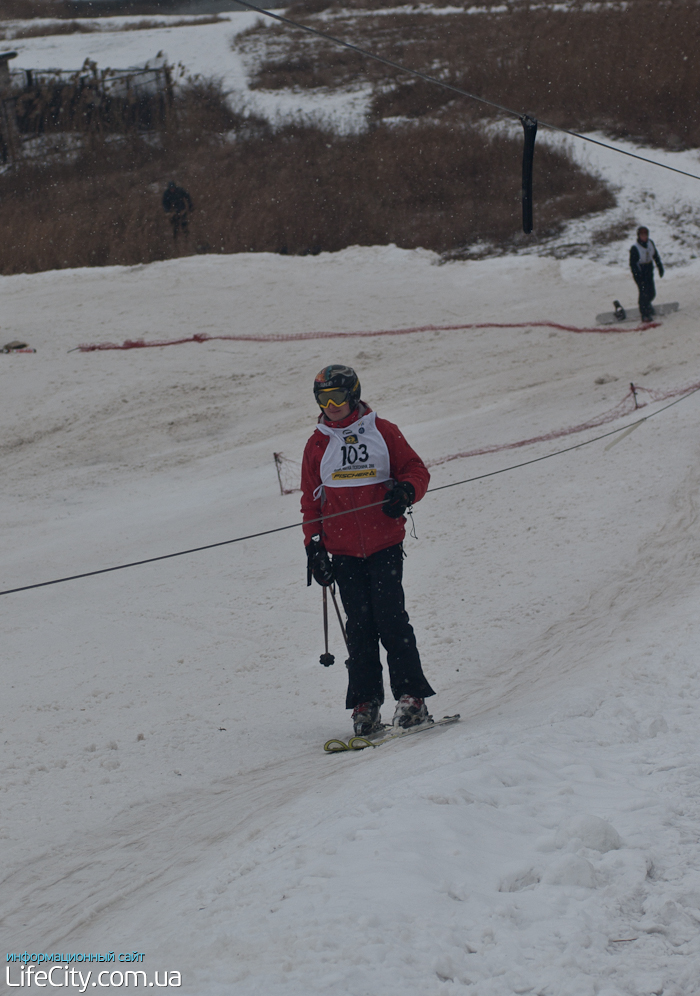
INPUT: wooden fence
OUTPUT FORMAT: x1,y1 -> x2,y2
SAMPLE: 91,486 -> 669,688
1,57 -> 173,161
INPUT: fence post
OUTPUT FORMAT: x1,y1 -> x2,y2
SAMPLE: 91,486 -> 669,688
274,453 -> 286,496
0,51 -> 20,162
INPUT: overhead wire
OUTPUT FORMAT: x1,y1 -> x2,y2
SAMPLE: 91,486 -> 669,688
1,385 -> 699,598
232,0 -> 700,183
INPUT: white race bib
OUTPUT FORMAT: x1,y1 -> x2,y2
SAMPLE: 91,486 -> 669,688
636,239 -> 656,265
315,411 -> 391,491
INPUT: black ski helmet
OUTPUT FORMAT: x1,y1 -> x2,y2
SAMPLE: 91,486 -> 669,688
313,365 -> 361,410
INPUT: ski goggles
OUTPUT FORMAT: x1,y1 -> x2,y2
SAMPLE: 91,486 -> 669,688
316,388 -> 349,409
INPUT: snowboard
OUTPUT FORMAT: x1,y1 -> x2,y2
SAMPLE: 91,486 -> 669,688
324,714 -> 460,752
595,301 -> 679,325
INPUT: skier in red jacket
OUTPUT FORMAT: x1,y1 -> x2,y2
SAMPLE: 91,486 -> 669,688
301,364 -> 435,736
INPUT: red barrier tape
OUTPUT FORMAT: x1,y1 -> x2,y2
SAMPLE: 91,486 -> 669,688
74,320 -> 660,352
427,380 -> 699,467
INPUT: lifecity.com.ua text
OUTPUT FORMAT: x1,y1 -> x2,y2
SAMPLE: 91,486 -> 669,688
6,963 -> 181,989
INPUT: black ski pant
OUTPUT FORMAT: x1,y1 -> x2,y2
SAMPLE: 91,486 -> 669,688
634,263 -> 656,318
332,543 -> 435,709
170,211 -> 189,240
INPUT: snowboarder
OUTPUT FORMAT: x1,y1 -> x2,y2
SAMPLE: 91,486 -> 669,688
629,226 -> 664,321
301,365 -> 435,736
162,181 -> 193,241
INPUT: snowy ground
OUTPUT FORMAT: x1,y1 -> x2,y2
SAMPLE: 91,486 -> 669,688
3,10 -> 700,996
3,245 -> 700,994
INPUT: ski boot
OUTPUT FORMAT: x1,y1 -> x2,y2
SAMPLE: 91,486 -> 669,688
613,300 -> 626,321
392,695 -> 431,728
352,700 -> 382,736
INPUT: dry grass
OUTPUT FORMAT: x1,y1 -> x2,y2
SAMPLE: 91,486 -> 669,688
253,49 -> 367,90
120,16 -> 227,30
243,0 -> 700,148
287,0 -> 518,11
1,18 -> 96,37
0,79 -> 612,274
0,11 -> 226,37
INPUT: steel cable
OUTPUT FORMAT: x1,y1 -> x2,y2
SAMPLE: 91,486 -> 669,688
1,386 -> 698,597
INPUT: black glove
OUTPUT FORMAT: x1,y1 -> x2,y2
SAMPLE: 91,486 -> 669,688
658,264 -> 664,277
306,538 -> 334,586
382,481 -> 415,519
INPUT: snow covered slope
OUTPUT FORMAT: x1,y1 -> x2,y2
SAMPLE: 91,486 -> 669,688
3,245 -> 700,994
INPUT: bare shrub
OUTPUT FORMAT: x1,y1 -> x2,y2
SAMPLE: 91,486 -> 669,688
168,77 -> 244,136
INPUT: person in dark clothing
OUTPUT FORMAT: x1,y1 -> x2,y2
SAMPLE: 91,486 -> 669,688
162,181 -> 193,241
630,226 -> 664,321
301,364 -> 435,737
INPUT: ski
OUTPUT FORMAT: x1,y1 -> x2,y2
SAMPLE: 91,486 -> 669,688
324,714 -> 460,752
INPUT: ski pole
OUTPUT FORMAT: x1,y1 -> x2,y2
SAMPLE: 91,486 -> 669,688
329,584 -> 348,650
320,586 -> 335,667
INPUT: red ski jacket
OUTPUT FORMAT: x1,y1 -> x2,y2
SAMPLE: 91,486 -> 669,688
301,403 -> 430,558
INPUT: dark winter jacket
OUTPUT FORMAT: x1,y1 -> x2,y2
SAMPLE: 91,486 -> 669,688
162,185 -> 192,215
630,239 -> 663,280
301,402 -> 430,558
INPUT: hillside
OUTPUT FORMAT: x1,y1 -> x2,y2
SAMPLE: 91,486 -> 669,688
3,5 -> 700,993
0,5 -> 635,270
3,244 -> 700,993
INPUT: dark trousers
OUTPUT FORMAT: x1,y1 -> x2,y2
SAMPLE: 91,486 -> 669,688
635,263 -> 656,318
170,212 -> 189,240
332,544 -> 435,709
